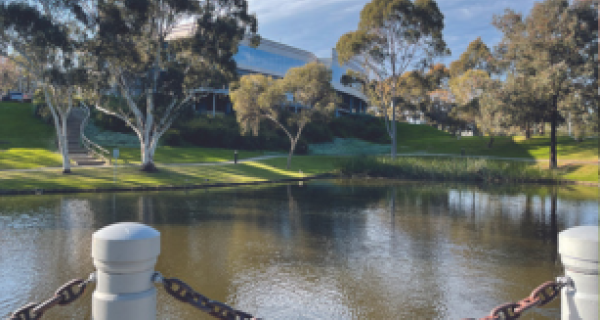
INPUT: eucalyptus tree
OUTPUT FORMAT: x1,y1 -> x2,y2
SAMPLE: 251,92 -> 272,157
335,0 -> 449,159
449,37 -> 495,78
0,0 -> 88,173
493,0 -> 598,168
85,0 -> 258,171
230,62 -> 337,169
0,56 -> 18,94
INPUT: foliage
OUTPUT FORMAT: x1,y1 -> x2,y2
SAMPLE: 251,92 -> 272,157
0,56 -> 18,94
82,0 -> 259,171
336,156 -> 555,182
0,0 -> 90,173
492,0 -> 598,168
449,37 -> 495,77
178,116 -> 309,153
336,0 -> 449,158
230,62 -> 337,168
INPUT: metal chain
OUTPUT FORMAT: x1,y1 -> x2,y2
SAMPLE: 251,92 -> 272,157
9,273 -> 96,320
467,276 -> 572,320
153,272 -> 260,320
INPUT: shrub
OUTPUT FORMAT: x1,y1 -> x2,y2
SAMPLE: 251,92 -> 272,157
162,129 -> 183,146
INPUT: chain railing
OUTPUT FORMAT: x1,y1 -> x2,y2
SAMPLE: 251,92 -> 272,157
5,272 -> 574,319
466,276 -> 572,320
80,104 -> 110,164
9,273 -> 96,320
152,272 -> 260,320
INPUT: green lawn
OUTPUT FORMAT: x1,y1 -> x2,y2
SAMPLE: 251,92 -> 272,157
0,157 -> 334,190
107,146 -> 266,165
0,102 -> 63,169
0,100 -> 596,186
398,135 -> 598,161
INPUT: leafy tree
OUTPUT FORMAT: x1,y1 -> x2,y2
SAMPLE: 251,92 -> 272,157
231,62 -> 337,169
83,0 -> 258,171
449,69 -> 489,106
493,0 -> 597,168
336,0 -> 449,159
230,74 -> 285,137
449,37 -> 495,77
0,0 -> 86,173
0,56 -> 18,94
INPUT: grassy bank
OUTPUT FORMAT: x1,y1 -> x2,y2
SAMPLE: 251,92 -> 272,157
336,156 -> 597,183
0,102 -> 63,169
0,154 -> 595,192
0,156 -> 340,191
107,146 -> 266,165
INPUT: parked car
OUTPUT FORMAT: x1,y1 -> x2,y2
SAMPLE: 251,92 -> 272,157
8,92 -> 23,102
22,93 -> 32,102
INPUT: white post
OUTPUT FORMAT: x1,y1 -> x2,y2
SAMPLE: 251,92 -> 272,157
92,222 -> 161,320
558,226 -> 598,320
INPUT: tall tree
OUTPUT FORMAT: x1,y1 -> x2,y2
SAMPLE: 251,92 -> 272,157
0,0 -> 85,173
0,56 -> 18,94
230,62 -> 337,169
449,37 -> 495,77
336,0 -> 449,159
493,0 -> 598,168
84,0 -> 258,171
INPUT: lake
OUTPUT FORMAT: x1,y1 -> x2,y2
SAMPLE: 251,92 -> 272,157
0,181 -> 597,319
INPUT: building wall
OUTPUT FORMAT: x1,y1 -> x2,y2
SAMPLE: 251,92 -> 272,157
169,23 -> 369,116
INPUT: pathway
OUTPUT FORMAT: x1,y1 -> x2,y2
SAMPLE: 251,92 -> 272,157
67,108 -> 106,166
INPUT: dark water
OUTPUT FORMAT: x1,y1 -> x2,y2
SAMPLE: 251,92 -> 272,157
0,181 -> 597,319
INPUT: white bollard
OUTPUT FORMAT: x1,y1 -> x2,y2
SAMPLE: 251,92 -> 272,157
558,226 -> 598,320
92,222 -> 161,320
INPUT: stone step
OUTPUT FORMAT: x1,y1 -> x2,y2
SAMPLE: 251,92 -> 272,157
70,153 -> 93,159
75,160 -> 106,166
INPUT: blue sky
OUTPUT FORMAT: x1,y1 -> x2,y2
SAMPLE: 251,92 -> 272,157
247,0 -> 540,65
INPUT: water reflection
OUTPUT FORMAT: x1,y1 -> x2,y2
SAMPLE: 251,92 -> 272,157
0,182 -> 597,319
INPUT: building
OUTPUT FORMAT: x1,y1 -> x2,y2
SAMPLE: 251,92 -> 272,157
168,23 -> 368,117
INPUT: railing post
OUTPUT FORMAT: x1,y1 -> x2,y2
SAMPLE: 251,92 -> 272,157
92,222 -> 161,320
558,226 -> 598,320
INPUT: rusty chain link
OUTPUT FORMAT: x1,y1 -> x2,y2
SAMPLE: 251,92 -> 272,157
153,272 -> 260,320
9,273 -> 96,320
466,276 -> 571,320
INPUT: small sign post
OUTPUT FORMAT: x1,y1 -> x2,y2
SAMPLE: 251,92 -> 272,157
113,148 -> 119,183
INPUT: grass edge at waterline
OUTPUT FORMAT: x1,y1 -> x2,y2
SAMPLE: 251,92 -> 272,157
335,156 -> 561,183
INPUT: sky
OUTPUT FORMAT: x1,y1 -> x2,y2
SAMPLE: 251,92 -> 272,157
246,0 -> 542,65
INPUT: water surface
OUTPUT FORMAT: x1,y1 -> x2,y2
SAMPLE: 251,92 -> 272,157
0,181 -> 597,319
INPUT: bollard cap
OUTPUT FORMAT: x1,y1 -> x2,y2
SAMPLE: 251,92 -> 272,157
559,226 -> 598,275
92,222 -> 160,272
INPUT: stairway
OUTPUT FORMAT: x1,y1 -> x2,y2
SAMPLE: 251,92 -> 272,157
66,108 -> 106,166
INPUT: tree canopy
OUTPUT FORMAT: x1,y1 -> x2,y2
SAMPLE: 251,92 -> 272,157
231,62 -> 337,169
336,0 -> 449,159
82,0 -> 259,171
492,0 -> 597,168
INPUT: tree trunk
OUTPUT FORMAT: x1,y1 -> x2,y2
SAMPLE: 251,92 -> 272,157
59,133 -> 71,174
286,139 -> 297,169
140,138 -> 158,172
487,135 -> 494,148
391,99 -> 397,159
525,123 -> 531,139
549,96 -> 558,169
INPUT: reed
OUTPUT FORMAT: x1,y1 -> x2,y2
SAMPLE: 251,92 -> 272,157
336,156 -> 556,183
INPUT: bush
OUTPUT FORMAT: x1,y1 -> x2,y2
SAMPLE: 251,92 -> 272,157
179,115 -> 298,152
162,129 -> 183,146
329,115 -> 390,143
303,121 -> 334,143
336,155 -> 553,182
